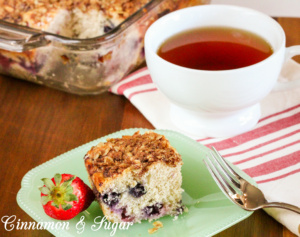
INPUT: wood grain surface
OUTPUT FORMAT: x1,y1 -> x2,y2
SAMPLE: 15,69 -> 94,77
0,17 -> 299,237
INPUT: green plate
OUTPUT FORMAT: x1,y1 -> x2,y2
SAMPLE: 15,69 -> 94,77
17,128 -> 254,237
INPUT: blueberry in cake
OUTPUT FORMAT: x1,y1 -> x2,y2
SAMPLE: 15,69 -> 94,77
84,131 -> 185,223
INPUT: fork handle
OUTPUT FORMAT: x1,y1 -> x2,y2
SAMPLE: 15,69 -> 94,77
264,202 -> 300,214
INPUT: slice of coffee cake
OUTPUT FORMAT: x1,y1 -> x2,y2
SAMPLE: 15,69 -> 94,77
84,131 -> 185,223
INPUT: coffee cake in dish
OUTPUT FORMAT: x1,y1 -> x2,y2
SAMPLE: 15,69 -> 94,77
0,0 -> 209,94
84,131 -> 185,223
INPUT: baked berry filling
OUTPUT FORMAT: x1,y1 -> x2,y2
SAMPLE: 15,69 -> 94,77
121,208 -> 135,222
129,183 -> 146,198
0,55 -> 12,69
144,203 -> 163,217
102,192 -> 120,207
176,205 -> 185,215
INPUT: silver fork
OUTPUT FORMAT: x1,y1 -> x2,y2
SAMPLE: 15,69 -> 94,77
204,146 -> 300,214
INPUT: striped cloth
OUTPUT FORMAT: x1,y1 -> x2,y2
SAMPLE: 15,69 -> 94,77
110,59 -> 300,236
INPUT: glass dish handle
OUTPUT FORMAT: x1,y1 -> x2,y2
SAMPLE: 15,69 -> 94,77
0,21 -> 49,52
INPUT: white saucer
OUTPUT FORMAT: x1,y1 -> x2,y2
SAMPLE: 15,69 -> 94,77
170,103 -> 261,137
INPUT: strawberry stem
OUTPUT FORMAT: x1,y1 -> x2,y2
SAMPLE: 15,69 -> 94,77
40,173 -> 78,209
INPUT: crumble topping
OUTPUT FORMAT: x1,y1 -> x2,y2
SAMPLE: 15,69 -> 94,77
0,0 -> 150,36
85,131 -> 182,178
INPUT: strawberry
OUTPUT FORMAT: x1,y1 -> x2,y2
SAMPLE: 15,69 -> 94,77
39,173 -> 95,220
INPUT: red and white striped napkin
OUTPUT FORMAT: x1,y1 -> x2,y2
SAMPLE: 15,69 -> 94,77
111,59 -> 300,236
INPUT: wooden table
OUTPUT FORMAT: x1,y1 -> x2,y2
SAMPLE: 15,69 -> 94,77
0,17 -> 299,237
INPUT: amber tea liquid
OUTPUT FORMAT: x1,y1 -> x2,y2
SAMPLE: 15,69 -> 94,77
157,27 -> 273,70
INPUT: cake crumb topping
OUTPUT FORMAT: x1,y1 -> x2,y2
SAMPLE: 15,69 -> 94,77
85,131 -> 182,178
0,0 -> 150,36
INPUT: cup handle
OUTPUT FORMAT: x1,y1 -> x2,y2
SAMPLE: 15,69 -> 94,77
272,46 -> 300,91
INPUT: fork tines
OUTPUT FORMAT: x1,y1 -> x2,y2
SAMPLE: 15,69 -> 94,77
204,146 -> 243,205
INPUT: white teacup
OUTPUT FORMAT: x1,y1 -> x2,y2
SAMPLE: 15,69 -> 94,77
145,5 -> 300,137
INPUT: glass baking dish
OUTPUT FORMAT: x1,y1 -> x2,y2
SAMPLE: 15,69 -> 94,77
0,0 -> 210,95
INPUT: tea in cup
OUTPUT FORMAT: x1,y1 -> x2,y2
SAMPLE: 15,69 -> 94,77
145,5 -> 300,137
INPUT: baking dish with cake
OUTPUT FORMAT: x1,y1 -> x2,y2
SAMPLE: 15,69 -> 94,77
0,0 -> 209,95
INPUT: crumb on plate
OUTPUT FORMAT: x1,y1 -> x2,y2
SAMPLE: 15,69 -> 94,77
148,221 -> 163,234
